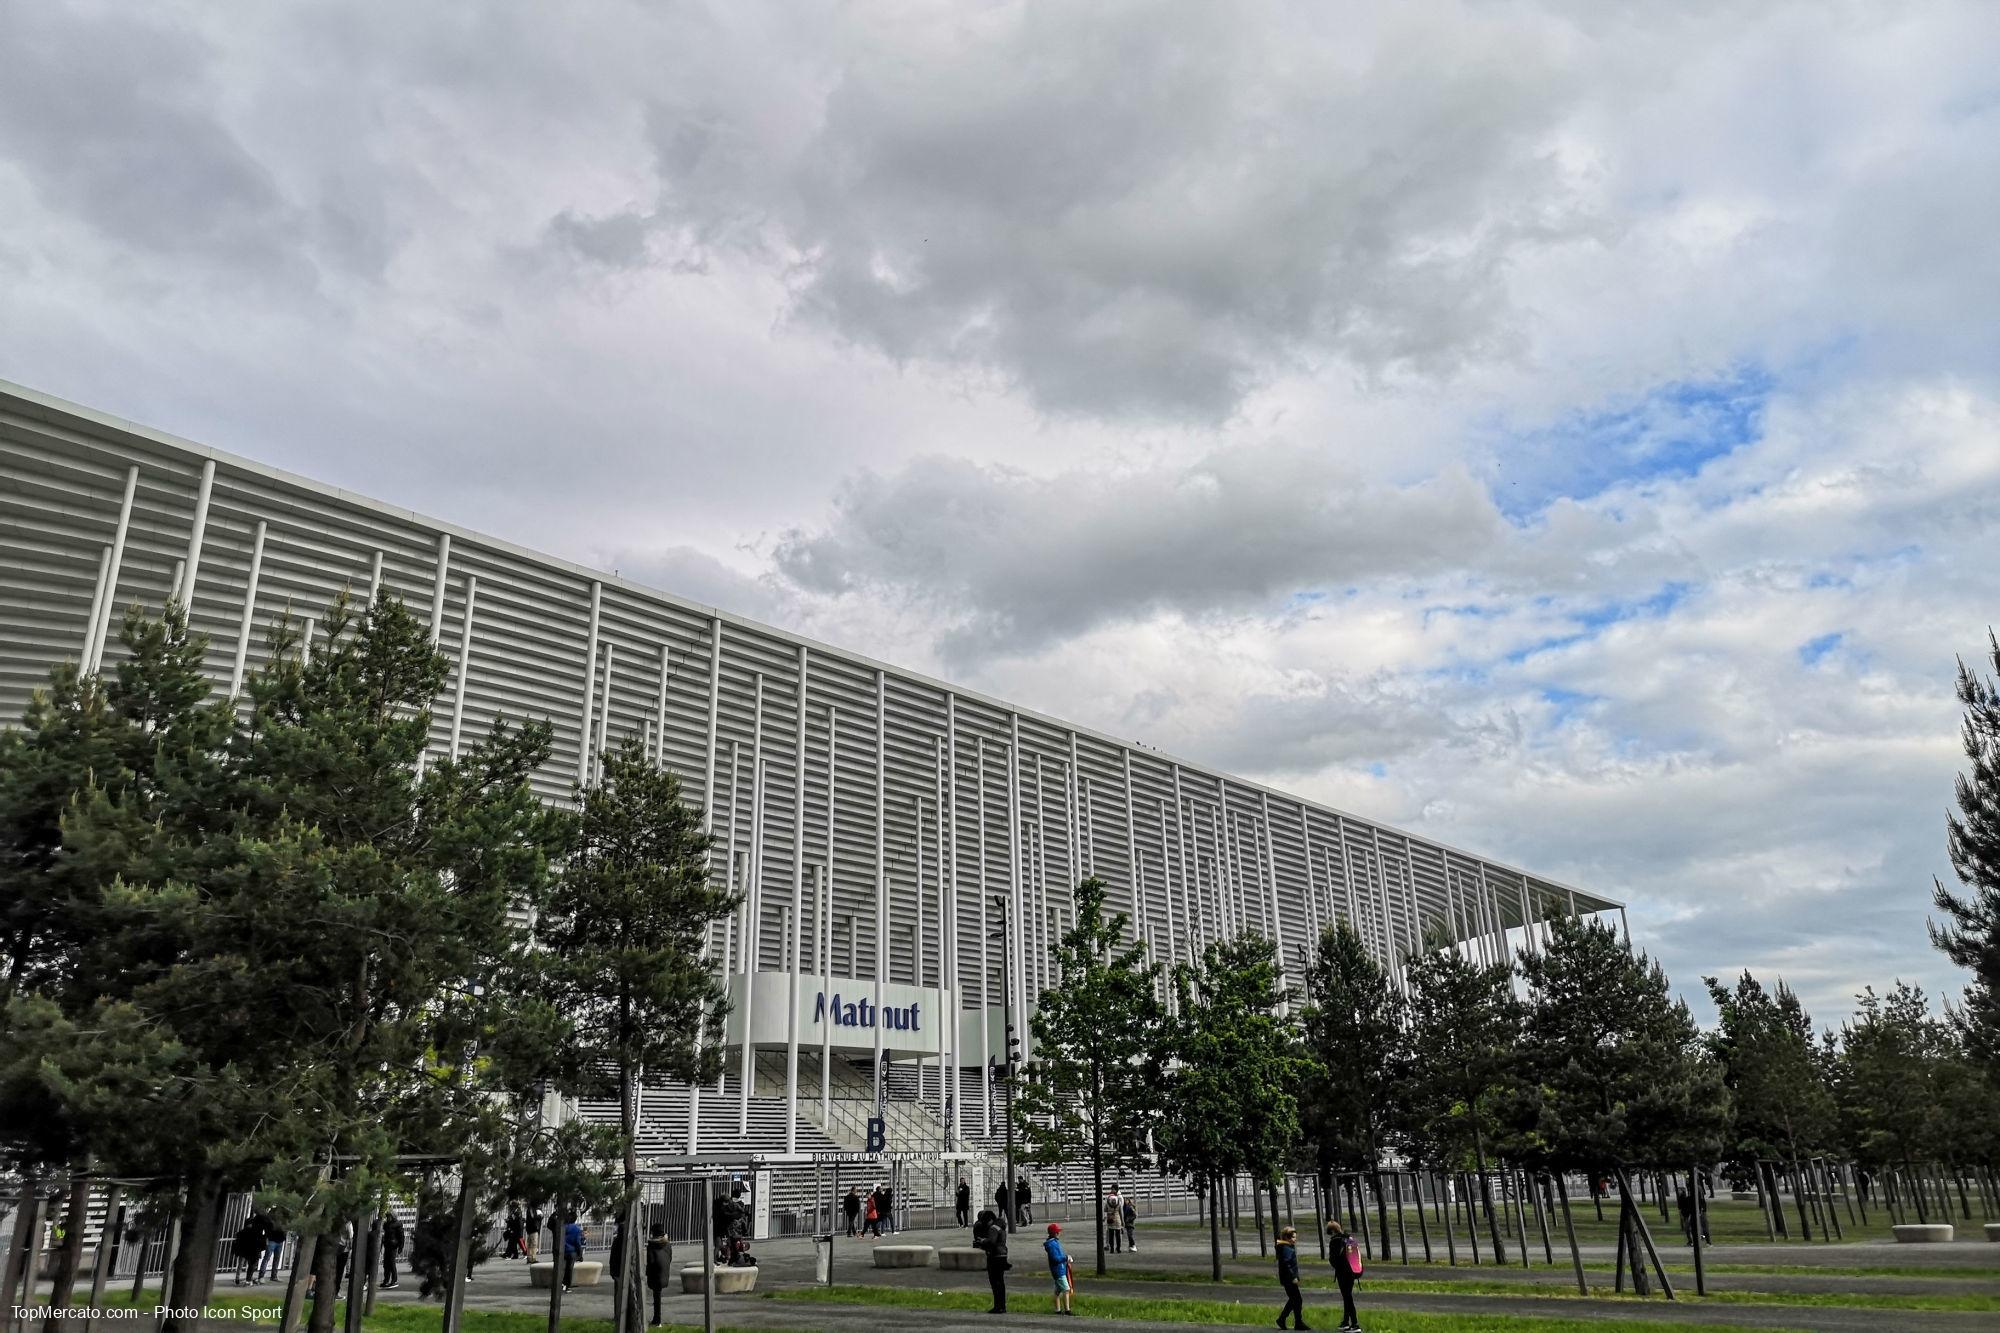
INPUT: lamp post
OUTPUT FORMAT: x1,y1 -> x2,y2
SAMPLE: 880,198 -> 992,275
993,894 -> 1020,1234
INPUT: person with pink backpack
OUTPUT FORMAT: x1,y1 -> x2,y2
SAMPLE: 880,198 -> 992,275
1325,1219 -> 1363,1331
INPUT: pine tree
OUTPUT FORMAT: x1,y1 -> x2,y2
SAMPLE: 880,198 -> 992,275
1012,878 -> 1165,1276
1154,935 -> 1306,1282
536,734 -> 734,1332
1705,970 -> 1836,1233
1298,921 -> 1406,1259
1837,982 -> 1949,1222
1933,630 -> 2000,1083
1517,917 -> 1727,1288
1402,942 -> 1520,1264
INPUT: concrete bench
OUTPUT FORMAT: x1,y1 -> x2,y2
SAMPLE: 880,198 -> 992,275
938,1248 -> 986,1271
1984,1223 -> 2000,1242
680,1265 -> 758,1294
528,1260 -> 603,1287
1892,1224 -> 1954,1243
871,1244 -> 936,1268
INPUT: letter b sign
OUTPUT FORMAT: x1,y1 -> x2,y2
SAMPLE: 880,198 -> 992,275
866,1117 -> 886,1153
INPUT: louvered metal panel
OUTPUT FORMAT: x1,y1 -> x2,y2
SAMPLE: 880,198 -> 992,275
1,377 -> 1623,1116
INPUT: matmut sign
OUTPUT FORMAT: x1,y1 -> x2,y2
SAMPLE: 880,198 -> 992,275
812,992 -> 921,1032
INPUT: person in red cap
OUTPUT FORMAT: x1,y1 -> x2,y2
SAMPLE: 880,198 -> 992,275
1042,1223 -> 1074,1316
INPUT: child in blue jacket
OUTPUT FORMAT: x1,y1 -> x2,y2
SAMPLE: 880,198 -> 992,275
1042,1223 -> 1074,1315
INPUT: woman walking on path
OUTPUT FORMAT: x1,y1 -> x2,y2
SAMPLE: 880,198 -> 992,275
1043,1223 -> 1074,1316
1275,1226 -> 1309,1330
843,1188 -> 861,1237
644,1222 -> 673,1326
1326,1220 -> 1362,1332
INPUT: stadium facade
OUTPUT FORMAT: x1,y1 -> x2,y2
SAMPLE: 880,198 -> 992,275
1,379 -> 1622,1180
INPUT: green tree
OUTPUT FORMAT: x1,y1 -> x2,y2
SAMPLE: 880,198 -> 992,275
1515,917 -> 1727,1287
1402,941 -> 1520,1263
1933,629 -> 2000,1084
1013,878 -> 1164,1276
537,735 -> 734,1333
1705,971 -> 1835,1234
1297,921 -> 1406,1259
1837,982 -> 1949,1222
1154,935 -> 1306,1282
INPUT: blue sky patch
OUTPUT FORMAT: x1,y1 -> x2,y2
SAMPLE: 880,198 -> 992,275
1490,365 -> 1773,518
1798,631 -> 1844,665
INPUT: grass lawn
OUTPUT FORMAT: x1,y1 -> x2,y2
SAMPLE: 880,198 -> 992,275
1091,1267 -> 2000,1314
770,1283 -> 1805,1331
91,1287 -> 739,1333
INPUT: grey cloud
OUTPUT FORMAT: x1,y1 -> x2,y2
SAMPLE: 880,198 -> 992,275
550,2 -> 1591,420
773,443 -> 1516,666
0,5 -> 305,283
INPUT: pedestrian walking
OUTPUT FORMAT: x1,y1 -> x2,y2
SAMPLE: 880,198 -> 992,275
863,1188 -> 882,1238
1326,1219 -> 1362,1331
259,1217 -> 286,1282
380,1212 -> 405,1289
956,1177 -> 972,1227
973,1207 -> 1009,1314
333,1220 -> 354,1295
842,1187 -> 862,1237
644,1222 -> 673,1326
880,1184 -> 896,1235
232,1216 -> 266,1285
1276,1226 -> 1309,1329
1103,1192 -> 1122,1254
562,1213 -> 584,1291
610,1218 -> 628,1286
503,1204 -> 525,1260
1122,1195 -> 1137,1252
1042,1223 -> 1073,1316
996,1180 -> 1012,1225
1017,1178 -> 1034,1224
525,1204 -> 543,1261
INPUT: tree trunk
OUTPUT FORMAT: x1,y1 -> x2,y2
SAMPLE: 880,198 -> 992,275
544,1197 -> 567,1333
1556,1174 -> 1586,1295
1224,1176 -> 1238,1259
45,1170 -> 92,1314
164,1172 -> 224,1333
305,1227 -> 339,1333
1461,1174 -> 1480,1264
278,1234 -> 317,1333
1251,1176 -> 1266,1257
1470,1123 -> 1505,1265
1906,1157 -> 1927,1224
1617,1168 -> 1673,1300
1206,1177 -> 1222,1283
619,1058 -> 643,1333
3,1171 -> 40,1322
1091,1130 -> 1106,1278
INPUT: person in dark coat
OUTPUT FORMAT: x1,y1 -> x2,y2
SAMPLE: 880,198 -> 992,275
842,1188 -> 861,1237
609,1219 -> 627,1282
1326,1219 -> 1361,1332
1276,1226 -> 1308,1329
644,1222 -> 673,1326
879,1185 -> 896,1235
232,1217 -> 265,1285
995,1181 -> 1012,1225
972,1207 -> 1008,1314
380,1213 -> 405,1289
955,1177 -> 972,1227
562,1213 -> 584,1291
525,1205 -> 544,1261
1016,1177 -> 1033,1223
503,1204 -> 525,1260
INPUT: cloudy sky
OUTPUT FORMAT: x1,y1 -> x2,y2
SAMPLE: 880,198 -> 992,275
5,0 -> 1996,1026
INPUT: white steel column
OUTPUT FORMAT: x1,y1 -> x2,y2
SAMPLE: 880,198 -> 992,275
177,458 -> 216,605
1032,754 -> 1049,995
1169,767 -> 1186,958
1006,720 -> 1025,1042
822,705 -> 838,1128
80,545 -> 111,664
574,581 -> 602,784
943,700 -> 961,1141
1157,802 -> 1179,976
594,642 -> 615,779
873,670 -> 888,1110
227,520 -> 268,696
1122,752 -> 1144,942
651,643 -> 669,768
1260,793 -> 1281,946
84,465 -> 139,674
933,735 -> 951,1130
739,675 -> 766,1131
1338,828 -> 1361,953
367,551 -> 383,604
447,575 -> 478,760
701,620 -> 724,833
427,534 -> 452,643
1475,863 -> 1498,967
1367,829 -> 1397,985
784,645 -> 808,1153
976,736 -> 992,1132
